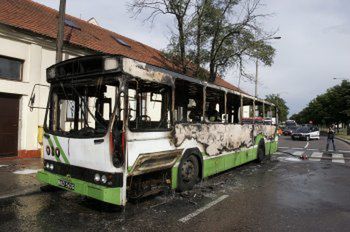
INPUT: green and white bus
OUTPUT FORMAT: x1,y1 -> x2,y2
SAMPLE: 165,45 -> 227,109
37,54 -> 278,206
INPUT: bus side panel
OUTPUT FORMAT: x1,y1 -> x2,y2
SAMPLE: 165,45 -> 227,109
201,147 -> 258,178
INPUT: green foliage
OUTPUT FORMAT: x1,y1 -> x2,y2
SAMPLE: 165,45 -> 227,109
291,81 -> 350,125
265,94 -> 289,122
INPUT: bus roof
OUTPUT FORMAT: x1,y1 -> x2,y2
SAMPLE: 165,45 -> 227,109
47,55 -> 276,107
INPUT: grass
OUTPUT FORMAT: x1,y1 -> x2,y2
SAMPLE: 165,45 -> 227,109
337,134 -> 350,141
336,128 -> 350,141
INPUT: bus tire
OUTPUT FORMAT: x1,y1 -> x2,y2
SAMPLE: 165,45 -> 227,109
256,140 -> 265,162
177,154 -> 200,192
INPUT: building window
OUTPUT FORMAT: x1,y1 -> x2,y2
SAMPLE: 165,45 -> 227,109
0,56 -> 23,81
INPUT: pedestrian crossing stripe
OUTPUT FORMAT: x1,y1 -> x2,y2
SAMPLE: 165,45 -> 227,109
310,152 -> 322,161
300,151 -> 346,163
332,153 -> 345,164
292,151 -> 304,157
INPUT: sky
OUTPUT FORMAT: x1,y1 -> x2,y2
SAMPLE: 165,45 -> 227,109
33,0 -> 350,116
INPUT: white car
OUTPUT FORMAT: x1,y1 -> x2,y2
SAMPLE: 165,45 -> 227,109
291,126 -> 320,141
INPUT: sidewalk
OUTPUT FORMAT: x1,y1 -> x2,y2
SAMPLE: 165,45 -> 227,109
336,136 -> 350,145
0,157 -> 43,200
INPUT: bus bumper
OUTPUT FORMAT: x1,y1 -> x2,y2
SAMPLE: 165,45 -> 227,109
37,170 -> 122,206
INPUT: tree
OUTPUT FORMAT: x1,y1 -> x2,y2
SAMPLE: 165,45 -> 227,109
186,0 -> 276,81
129,0 -> 192,72
129,0 -> 276,82
265,94 -> 289,122
292,80 -> 350,134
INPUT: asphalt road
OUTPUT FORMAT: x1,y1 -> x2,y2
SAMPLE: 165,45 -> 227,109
1,136 -> 350,232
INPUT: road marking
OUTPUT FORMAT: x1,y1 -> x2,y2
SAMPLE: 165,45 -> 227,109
338,150 -> 350,153
304,142 -> 309,149
0,165 -> 8,168
307,149 -> 318,151
278,147 -> 289,149
292,151 -> 304,157
179,195 -> 229,223
294,148 -> 304,150
13,169 -> 40,175
309,152 -> 322,161
332,154 -> 345,164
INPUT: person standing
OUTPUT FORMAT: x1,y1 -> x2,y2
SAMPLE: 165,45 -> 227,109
326,124 -> 336,152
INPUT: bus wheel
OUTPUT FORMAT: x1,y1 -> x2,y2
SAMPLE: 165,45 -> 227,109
178,155 -> 199,192
257,142 -> 265,163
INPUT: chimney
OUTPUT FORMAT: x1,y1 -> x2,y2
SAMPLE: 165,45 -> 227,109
87,17 -> 99,26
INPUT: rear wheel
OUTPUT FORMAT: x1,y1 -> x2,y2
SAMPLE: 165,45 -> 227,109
177,155 -> 199,192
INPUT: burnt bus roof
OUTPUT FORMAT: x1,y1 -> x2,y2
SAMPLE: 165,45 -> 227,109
46,54 -> 122,83
46,54 -> 275,107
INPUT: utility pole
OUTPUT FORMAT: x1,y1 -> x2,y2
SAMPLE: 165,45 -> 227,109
56,0 -> 66,63
253,36 -> 281,120
253,58 -> 258,118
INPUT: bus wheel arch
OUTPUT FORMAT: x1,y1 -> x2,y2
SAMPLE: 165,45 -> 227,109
256,139 -> 266,162
177,148 -> 203,192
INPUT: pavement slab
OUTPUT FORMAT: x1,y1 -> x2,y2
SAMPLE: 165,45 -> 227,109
0,158 -> 43,199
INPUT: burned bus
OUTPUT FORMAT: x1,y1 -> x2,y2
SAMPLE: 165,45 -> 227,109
37,54 -> 278,206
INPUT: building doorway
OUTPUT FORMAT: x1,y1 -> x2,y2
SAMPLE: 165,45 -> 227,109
0,93 -> 20,157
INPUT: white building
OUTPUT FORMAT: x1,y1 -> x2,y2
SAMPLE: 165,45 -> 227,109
0,0 -> 247,158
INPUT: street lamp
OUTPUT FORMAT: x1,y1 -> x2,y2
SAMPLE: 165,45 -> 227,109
253,36 -> 281,117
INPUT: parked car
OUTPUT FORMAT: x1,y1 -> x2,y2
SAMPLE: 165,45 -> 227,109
283,126 -> 298,136
291,126 -> 320,141
285,120 -> 297,127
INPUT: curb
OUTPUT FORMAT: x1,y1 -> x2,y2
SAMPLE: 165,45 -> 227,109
335,136 -> 350,145
0,186 -> 42,201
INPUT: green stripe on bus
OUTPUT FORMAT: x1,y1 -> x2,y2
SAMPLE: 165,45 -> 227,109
47,137 -> 61,162
53,136 -> 70,164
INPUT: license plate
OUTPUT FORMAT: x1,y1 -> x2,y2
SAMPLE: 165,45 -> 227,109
294,136 -> 299,139
58,179 -> 75,190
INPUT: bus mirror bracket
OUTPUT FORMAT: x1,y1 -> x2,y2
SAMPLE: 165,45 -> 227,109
28,84 -> 50,111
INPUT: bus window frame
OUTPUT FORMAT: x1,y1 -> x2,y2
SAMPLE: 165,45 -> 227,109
126,77 -> 173,133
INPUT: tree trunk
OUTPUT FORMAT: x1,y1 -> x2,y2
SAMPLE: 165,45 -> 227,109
177,17 -> 186,73
209,62 -> 216,82
195,13 -> 201,75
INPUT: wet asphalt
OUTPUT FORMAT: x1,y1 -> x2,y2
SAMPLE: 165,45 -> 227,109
1,137 -> 350,232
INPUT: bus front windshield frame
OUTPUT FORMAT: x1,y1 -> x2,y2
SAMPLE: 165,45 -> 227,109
44,77 -> 120,138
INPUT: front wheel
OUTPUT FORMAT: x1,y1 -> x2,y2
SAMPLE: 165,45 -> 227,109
177,155 -> 199,192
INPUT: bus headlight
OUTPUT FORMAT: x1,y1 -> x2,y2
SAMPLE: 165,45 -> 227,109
46,146 -> 51,156
49,164 -> 54,170
101,175 -> 107,184
46,162 -> 50,169
94,173 -> 101,182
55,148 -> 60,158
104,57 -> 119,71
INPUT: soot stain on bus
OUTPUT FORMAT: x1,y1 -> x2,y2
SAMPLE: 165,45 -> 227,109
173,124 -> 276,156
